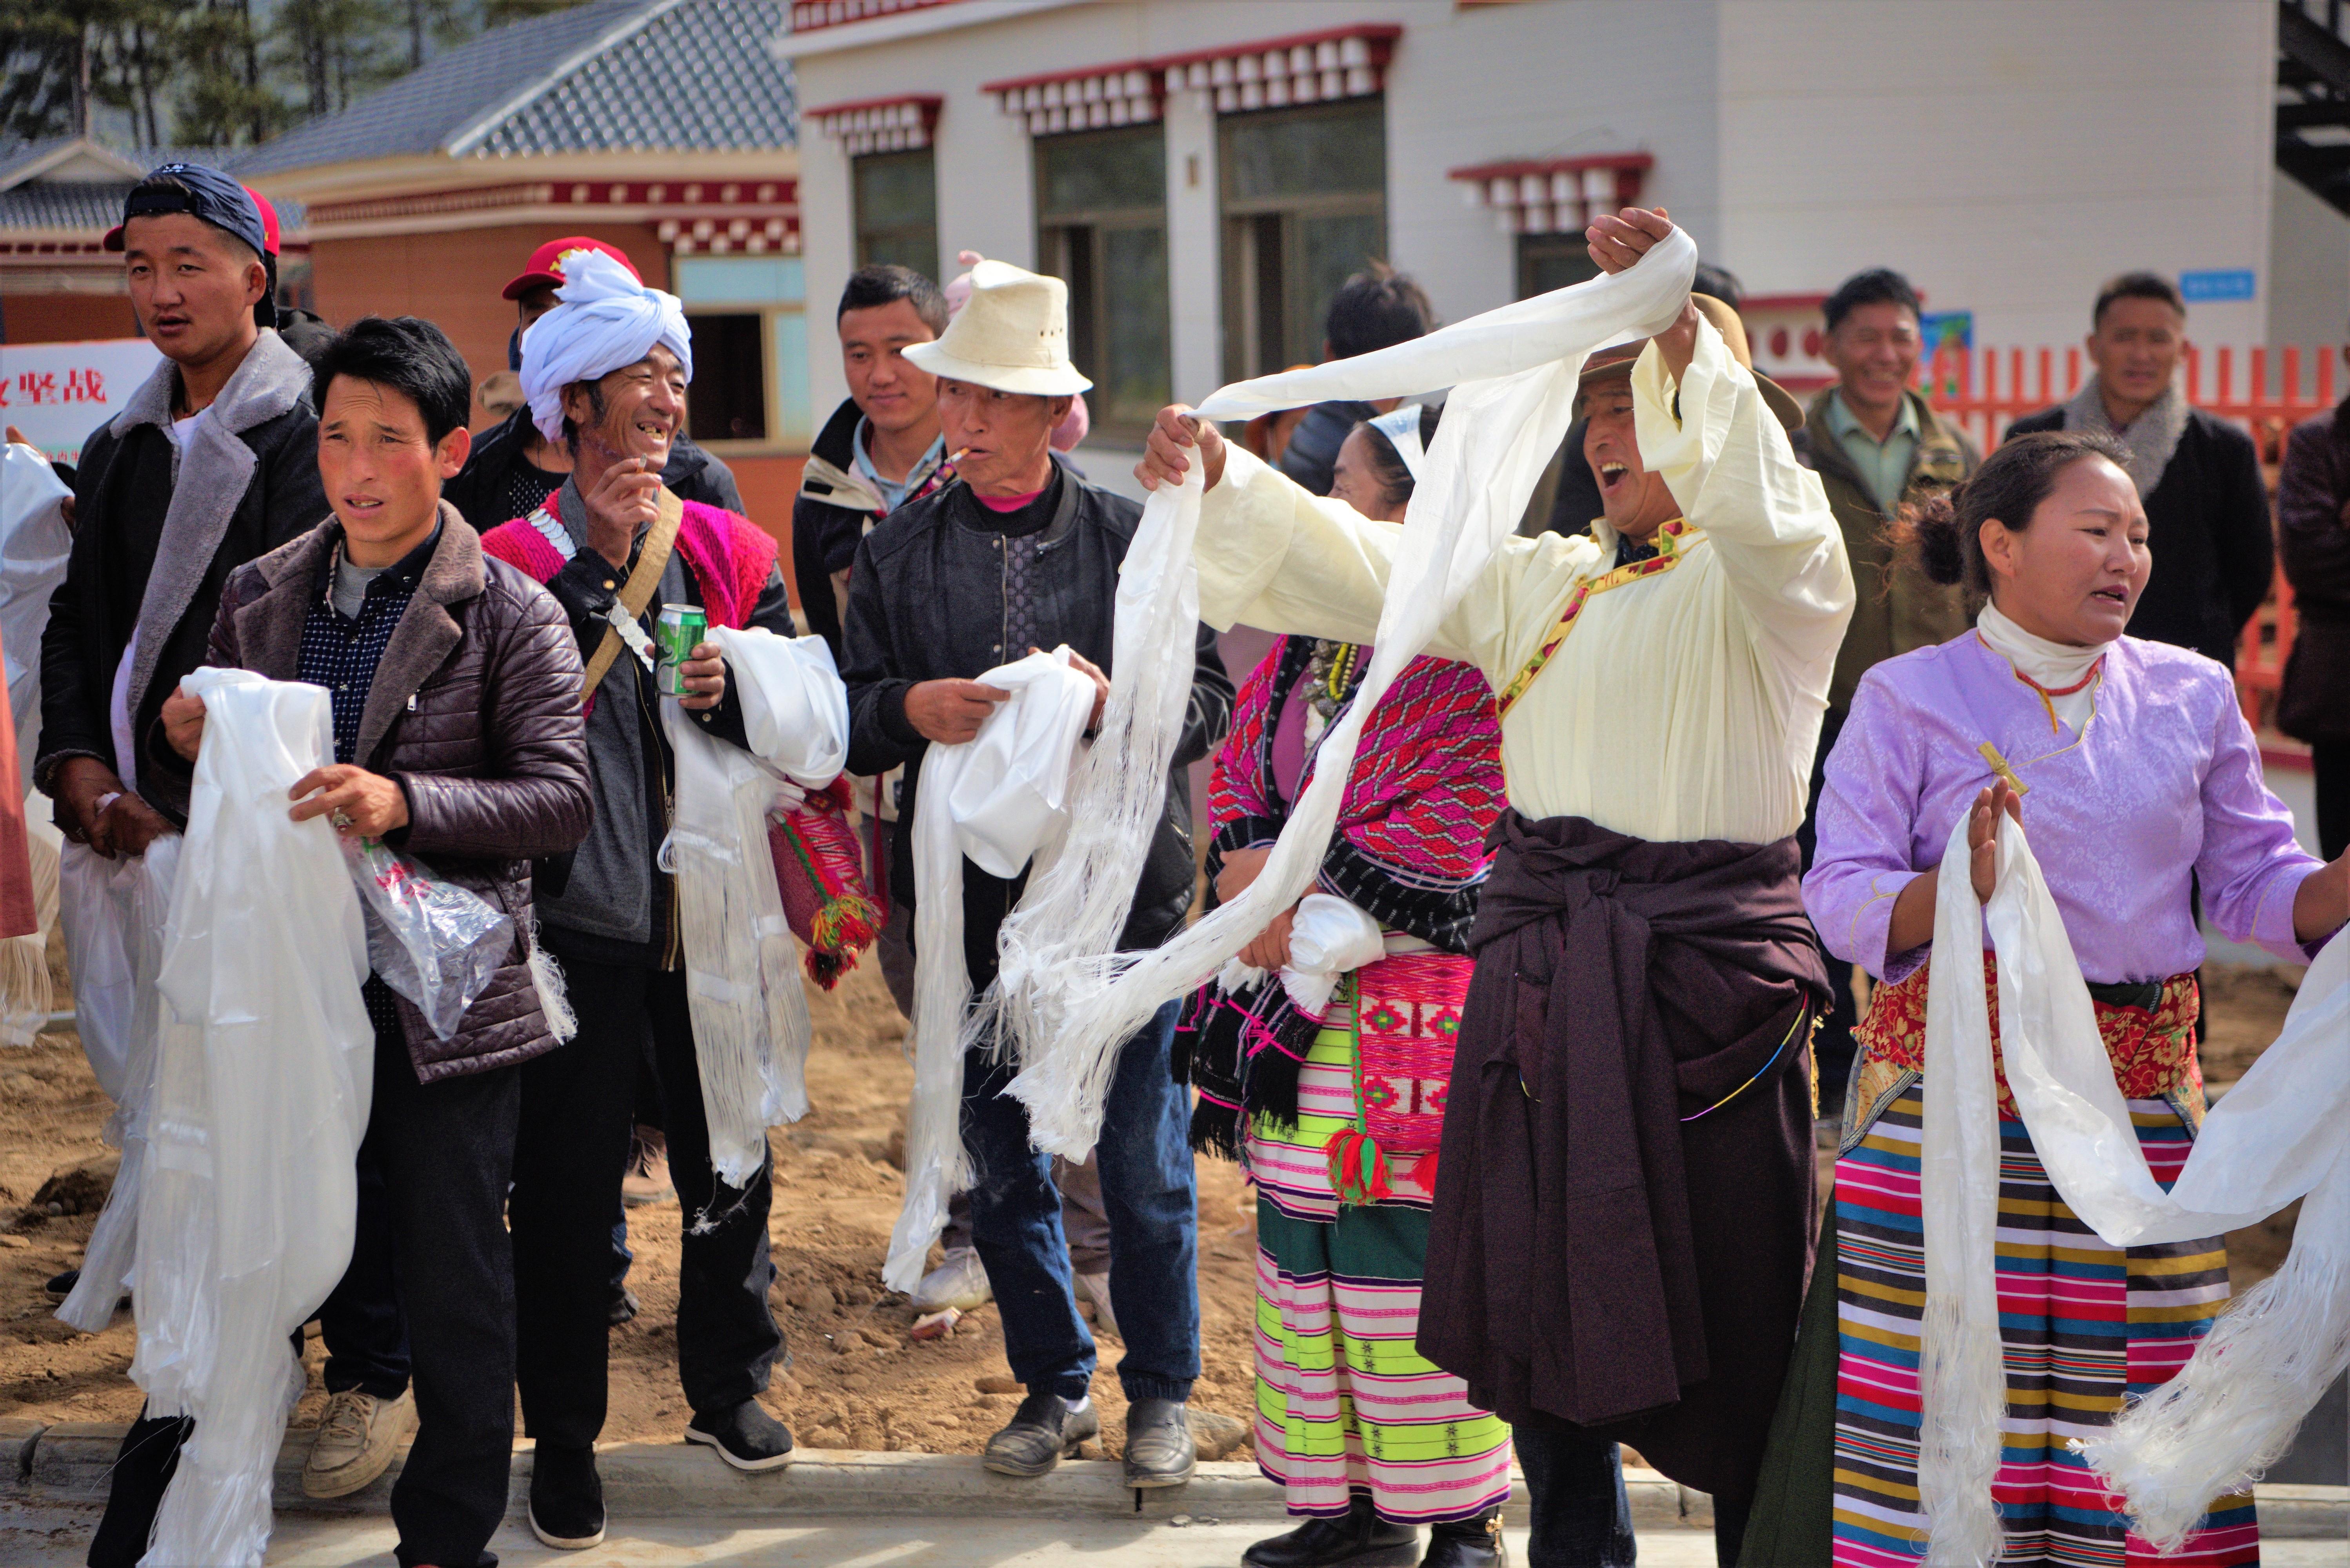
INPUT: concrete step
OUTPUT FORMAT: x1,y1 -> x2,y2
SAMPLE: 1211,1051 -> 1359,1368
11,1418 -> 2343,1539
6,1417 -> 1707,1527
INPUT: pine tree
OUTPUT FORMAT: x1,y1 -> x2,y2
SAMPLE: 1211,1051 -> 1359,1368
176,0 -> 283,145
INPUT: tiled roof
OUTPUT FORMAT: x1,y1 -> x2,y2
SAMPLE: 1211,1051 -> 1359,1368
235,0 -> 794,175
0,140 -> 306,234
0,181 -> 134,231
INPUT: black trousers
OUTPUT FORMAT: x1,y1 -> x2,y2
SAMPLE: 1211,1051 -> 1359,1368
315,1143 -> 410,1400
1516,1426 -> 1752,1568
89,1027 -> 521,1568
2316,739 -> 2350,862
511,946 -> 782,1449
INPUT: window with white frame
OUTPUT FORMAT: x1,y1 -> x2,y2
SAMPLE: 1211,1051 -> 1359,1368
673,256 -> 813,453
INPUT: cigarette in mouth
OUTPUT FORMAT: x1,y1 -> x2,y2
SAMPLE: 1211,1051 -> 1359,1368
949,447 -> 972,465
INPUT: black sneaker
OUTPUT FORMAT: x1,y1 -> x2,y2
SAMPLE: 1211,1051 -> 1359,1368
684,1398 -> 794,1472
528,1442 -> 605,1550
1122,1396 -> 1196,1488
982,1390 -> 1099,1478
45,1267 -> 77,1303
609,1286 -> 639,1327
87,1414 -> 191,1568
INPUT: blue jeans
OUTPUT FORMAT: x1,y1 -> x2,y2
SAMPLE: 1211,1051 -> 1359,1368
960,999 -> 1198,1403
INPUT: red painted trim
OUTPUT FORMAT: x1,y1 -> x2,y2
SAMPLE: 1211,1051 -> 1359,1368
1446,151 -> 1653,184
2261,745 -> 2315,773
982,61 -> 1155,95
1741,293 -> 1830,312
984,23 -> 1402,97
1149,23 -> 1401,75
802,93 -> 944,119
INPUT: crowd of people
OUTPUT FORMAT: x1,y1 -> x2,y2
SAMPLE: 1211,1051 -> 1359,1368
3,157 -> 2346,1568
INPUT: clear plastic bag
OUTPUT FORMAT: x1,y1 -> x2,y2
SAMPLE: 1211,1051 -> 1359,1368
344,837 -> 514,1040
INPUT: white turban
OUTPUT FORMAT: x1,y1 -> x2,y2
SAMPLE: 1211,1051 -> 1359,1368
518,249 -> 694,444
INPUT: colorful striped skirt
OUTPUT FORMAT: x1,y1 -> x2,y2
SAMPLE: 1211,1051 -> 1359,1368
1832,1083 -> 2257,1566
1246,993 -> 1512,1525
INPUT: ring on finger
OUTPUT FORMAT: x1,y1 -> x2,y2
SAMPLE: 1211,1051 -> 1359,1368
331,808 -> 355,831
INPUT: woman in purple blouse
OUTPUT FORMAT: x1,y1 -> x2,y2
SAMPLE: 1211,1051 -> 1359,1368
1797,430 -> 2349,1568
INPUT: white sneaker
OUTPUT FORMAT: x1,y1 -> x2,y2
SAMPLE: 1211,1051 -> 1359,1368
302,1388 -> 417,1499
912,1246 -> 992,1312
1075,1270 -> 1119,1339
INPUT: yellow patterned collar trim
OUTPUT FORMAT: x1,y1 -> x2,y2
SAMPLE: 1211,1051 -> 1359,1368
1494,517 -> 1703,718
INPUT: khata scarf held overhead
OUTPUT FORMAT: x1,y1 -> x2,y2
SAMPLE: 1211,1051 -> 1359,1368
133,670 -> 373,1568
883,648 -> 1097,1293
660,626 -> 849,1196
518,248 -> 694,445
1918,817 -> 2348,1564
989,228 -> 1697,1159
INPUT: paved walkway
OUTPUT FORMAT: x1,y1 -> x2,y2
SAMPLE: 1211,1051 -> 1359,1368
4,1504 -> 2346,1567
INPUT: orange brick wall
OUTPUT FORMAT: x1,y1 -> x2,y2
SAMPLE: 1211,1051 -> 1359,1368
1,291 -> 140,344
729,453 -> 806,601
308,221 -> 673,430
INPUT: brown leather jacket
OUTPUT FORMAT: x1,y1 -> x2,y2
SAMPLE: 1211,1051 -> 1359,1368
196,501 -> 592,1081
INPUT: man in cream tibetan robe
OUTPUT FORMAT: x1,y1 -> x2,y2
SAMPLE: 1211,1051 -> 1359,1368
1140,209 -> 1852,1568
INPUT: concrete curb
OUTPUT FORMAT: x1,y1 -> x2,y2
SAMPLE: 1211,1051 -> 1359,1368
7,1420 -> 2341,1537
5,1418 -> 1706,1526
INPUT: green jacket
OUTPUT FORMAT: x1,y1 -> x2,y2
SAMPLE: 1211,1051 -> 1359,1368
1800,387 -> 1979,711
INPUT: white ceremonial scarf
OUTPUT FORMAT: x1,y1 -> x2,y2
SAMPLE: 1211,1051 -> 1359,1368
518,249 -> 695,444
989,229 -> 1697,1159
660,626 -> 847,1196
884,648 -> 1097,1293
133,670 -> 373,1568
1974,601 -> 2111,734
1919,815 -> 2348,1563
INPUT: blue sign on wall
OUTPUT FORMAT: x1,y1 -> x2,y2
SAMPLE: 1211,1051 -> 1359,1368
2179,269 -> 2257,303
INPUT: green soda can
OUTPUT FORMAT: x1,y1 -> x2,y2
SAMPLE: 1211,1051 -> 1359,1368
655,603 -> 707,697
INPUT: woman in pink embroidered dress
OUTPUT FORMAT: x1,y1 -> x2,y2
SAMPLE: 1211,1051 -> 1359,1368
1178,408 -> 1515,1568
1791,430 -> 2350,1567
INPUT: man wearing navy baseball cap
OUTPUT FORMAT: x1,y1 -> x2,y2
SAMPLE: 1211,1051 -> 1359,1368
36,164 -> 389,1568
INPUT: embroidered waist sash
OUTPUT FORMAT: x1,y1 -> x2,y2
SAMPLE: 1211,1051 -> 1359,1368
1852,953 -> 2203,1126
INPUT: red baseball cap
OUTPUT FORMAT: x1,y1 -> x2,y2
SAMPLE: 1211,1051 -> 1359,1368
502,236 -> 638,301
244,186 -> 282,256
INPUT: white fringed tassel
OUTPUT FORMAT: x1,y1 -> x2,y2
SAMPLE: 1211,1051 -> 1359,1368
2081,1142 -> 2350,1551
665,702 -> 811,1196
1917,819 -> 2010,1566
525,917 -> 576,1045
978,462 -> 1203,1077
0,825 -> 56,1046
885,744 -> 974,1293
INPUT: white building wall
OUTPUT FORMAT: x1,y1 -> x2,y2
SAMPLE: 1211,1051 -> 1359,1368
2268,166 -> 2350,372
791,0 -> 2290,419
1718,0 -> 2276,362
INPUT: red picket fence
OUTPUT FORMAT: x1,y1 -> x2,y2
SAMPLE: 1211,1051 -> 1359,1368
1920,342 -> 2342,740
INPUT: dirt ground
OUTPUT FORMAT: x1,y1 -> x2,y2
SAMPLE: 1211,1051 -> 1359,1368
0,947 -> 2308,1450
0,942 -> 1261,1457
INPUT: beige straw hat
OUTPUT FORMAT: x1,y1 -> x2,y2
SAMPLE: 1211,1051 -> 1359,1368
902,260 -> 1093,397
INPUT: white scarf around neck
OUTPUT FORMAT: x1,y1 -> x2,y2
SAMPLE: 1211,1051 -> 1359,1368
1974,601 -> 2111,734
